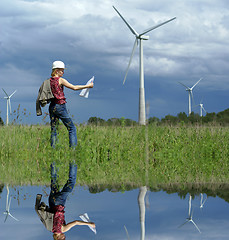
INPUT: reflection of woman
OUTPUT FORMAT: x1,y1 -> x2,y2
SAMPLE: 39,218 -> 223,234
49,61 -> 93,148
49,162 -> 95,240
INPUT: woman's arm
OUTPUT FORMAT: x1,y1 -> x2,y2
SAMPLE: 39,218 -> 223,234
59,78 -> 93,91
61,220 -> 95,233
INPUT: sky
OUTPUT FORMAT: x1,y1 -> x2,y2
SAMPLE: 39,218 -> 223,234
0,0 -> 229,124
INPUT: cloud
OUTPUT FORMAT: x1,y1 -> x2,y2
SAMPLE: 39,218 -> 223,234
0,0 -> 229,123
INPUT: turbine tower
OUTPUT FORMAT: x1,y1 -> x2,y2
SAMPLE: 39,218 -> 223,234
2,89 -> 17,126
113,6 -> 176,125
178,78 -> 202,116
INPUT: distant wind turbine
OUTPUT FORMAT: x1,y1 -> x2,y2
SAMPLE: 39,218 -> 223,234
3,185 -> 19,223
198,102 -> 207,117
2,89 -> 17,126
178,78 -> 202,116
179,194 -> 201,233
113,6 -> 176,125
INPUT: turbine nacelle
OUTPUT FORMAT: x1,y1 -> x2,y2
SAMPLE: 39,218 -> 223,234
139,35 -> 149,40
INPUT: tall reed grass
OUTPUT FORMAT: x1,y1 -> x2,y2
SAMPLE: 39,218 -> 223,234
1,124 -> 229,187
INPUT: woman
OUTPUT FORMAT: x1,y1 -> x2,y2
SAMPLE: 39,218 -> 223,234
49,61 -> 93,148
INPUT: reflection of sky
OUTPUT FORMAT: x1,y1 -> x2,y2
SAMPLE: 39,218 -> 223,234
0,186 -> 229,240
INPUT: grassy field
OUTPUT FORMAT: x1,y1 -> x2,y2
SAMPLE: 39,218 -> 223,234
1,124 -> 229,188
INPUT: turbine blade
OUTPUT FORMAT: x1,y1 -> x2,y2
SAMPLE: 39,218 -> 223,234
123,38 -> 138,84
124,225 -> 130,240
191,91 -> 195,106
113,6 -> 139,37
8,213 -> 19,221
178,220 -> 189,228
2,88 -> 9,97
140,17 -> 176,36
190,220 -> 201,233
8,99 -> 12,114
4,213 -> 9,223
191,78 -> 202,90
9,90 -> 17,98
178,82 -> 189,89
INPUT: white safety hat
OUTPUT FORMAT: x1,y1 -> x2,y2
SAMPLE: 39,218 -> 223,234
52,61 -> 66,69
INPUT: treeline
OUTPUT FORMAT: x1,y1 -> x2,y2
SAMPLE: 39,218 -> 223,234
88,108 -> 229,126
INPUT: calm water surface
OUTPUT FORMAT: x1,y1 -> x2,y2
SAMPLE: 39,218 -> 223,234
0,185 -> 229,240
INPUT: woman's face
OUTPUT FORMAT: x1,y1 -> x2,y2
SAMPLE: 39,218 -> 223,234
57,69 -> 64,77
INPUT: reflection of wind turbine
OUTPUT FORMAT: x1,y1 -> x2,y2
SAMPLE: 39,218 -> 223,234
200,193 -> 207,209
113,6 -> 176,125
178,78 -> 202,116
3,185 -> 19,223
138,186 -> 147,240
2,89 -> 17,126
179,194 -> 201,233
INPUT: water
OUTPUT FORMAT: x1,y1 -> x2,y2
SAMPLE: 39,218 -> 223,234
0,185 -> 229,240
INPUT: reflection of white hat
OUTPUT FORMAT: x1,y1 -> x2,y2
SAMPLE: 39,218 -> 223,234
52,61 -> 66,69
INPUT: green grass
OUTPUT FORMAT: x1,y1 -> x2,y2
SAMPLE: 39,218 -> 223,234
1,124 -> 229,187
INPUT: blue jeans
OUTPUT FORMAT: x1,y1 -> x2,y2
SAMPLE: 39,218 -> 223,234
49,162 -> 77,208
49,103 -> 77,148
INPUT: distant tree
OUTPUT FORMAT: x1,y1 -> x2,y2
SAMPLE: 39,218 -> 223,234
125,118 -> 137,126
161,114 -> 178,125
107,118 -> 121,126
0,116 -> 4,126
148,117 -> 160,125
88,117 -> 106,126
202,112 -> 216,123
188,112 -> 201,124
177,112 -> 188,123
216,108 -> 229,124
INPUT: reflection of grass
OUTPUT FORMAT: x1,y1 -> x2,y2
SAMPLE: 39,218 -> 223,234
0,125 -> 229,186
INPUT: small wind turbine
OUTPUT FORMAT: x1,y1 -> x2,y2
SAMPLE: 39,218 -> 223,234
198,102 -> 207,117
178,78 -> 202,116
2,88 -> 17,126
113,6 -> 176,125
3,185 -> 19,223
179,194 -> 201,233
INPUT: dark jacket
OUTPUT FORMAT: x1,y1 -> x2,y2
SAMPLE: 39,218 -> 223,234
36,79 -> 54,116
35,194 -> 54,232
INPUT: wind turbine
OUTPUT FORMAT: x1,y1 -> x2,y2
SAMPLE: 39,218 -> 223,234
2,89 -> 17,126
179,194 -> 201,233
113,6 -> 176,125
178,78 -> 202,116
3,185 -> 19,223
198,102 -> 206,117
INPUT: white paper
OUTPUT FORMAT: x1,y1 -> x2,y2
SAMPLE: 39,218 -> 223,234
79,213 -> 97,234
79,76 -> 94,98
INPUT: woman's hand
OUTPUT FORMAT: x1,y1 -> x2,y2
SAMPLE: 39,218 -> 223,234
87,82 -> 94,88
